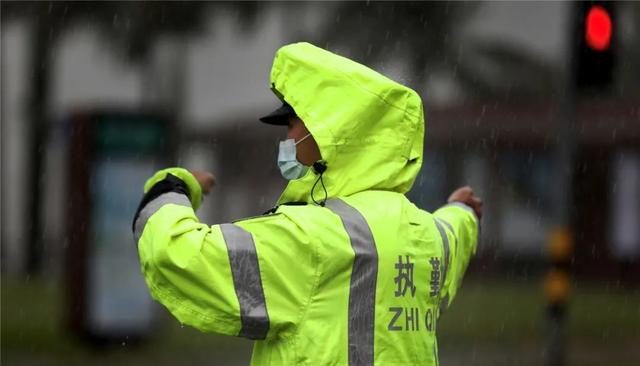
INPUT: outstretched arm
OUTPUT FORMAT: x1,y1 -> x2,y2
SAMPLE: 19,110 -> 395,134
132,168 -> 317,340
433,186 -> 482,311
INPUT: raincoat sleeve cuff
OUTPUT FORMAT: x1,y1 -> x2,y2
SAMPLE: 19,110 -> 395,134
443,202 -> 479,226
143,167 -> 203,210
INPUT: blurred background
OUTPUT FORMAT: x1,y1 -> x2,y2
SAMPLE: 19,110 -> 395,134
2,1 -> 639,365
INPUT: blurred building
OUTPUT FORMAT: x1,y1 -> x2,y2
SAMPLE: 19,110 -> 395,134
2,1 -> 639,280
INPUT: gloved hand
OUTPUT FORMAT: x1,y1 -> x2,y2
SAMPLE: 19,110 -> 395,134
448,186 -> 483,220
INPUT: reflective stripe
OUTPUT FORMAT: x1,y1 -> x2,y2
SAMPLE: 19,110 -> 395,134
433,219 -> 450,312
435,217 -> 455,240
220,223 -> 270,340
444,202 -> 481,248
439,294 -> 450,314
435,216 -> 459,265
133,192 -> 191,244
326,199 -> 378,366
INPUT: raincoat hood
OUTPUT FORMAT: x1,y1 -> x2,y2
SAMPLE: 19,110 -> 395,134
271,42 -> 425,205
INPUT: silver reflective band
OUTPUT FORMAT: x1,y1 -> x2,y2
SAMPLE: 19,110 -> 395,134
442,201 -> 481,253
439,294 -> 450,314
134,192 -> 191,244
326,199 -> 378,366
220,223 -> 270,340
435,217 -> 455,242
433,219 -> 450,312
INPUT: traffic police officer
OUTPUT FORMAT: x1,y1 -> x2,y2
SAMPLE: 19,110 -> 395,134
133,42 -> 481,365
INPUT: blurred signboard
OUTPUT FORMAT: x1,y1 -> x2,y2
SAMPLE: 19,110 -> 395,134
66,110 -> 171,343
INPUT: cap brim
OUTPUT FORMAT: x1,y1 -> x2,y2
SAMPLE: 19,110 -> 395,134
259,103 -> 295,125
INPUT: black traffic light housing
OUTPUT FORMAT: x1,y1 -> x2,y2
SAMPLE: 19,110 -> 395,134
574,1 -> 615,93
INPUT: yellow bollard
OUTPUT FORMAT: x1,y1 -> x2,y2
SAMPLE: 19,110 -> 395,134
544,226 -> 574,366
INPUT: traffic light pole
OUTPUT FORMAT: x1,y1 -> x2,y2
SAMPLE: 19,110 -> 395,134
544,5 -> 581,366
545,2 -> 616,363
543,59 -> 576,366
544,84 -> 575,366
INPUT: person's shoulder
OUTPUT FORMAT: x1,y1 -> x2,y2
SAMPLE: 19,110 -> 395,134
344,189 -> 406,203
264,202 -> 338,228
230,204 -> 323,237
338,190 -> 426,220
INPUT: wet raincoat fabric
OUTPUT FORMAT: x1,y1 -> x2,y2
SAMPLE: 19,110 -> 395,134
133,42 -> 478,366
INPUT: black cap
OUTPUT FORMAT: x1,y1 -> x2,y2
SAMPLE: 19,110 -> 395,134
259,102 -> 296,125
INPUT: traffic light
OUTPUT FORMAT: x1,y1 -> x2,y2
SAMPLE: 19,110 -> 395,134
575,1 -> 615,92
584,5 -> 612,51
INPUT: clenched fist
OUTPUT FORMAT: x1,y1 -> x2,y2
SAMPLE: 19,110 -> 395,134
447,186 -> 483,220
191,170 -> 216,195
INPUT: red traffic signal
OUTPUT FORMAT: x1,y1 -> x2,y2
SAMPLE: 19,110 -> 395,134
585,5 -> 612,52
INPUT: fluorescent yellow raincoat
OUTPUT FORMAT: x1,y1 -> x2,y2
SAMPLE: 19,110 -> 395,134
133,42 -> 478,365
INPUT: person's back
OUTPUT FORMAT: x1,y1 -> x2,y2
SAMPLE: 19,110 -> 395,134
248,190 -> 477,365
133,42 -> 480,365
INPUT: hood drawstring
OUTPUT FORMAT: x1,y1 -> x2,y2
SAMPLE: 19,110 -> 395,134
311,161 -> 328,206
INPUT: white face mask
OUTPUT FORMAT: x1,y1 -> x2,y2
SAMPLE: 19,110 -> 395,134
277,133 -> 311,180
